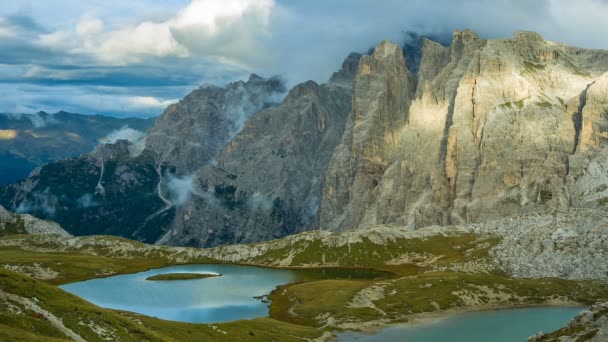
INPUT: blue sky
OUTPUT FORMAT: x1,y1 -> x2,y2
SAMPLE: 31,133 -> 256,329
1,0 -> 608,118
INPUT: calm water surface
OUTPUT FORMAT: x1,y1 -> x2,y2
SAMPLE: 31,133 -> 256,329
60,264 -> 385,323
338,306 -> 585,342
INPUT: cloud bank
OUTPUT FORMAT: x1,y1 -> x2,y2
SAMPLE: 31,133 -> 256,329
1,0 -> 608,116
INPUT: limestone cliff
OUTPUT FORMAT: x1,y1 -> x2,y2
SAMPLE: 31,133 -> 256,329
320,30 -> 608,232
529,303 -> 608,341
320,40 -> 415,231
158,55 -> 357,246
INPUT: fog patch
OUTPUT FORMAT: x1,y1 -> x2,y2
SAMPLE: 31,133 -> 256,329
166,174 -> 196,206
248,192 -> 273,211
15,188 -> 56,216
306,195 -> 319,218
100,125 -> 147,156
76,193 -> 99,208
2,112 -> 59,128
166,174 -> 220,208
223,76 -> 287,139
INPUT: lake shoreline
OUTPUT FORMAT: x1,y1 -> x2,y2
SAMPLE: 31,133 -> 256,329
328,301 -> 587,341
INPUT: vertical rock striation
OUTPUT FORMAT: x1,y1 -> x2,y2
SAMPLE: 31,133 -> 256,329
320,41 -> 415,231
319,30 -> 608,232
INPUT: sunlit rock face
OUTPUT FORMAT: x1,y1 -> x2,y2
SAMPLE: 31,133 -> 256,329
0,205 -> 70,237
320,40 -> 416,231
320,30 -> 608,232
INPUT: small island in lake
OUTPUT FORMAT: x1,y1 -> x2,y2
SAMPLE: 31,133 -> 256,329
146,273 -> 222,281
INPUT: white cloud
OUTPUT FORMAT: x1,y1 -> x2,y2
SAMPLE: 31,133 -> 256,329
0,26 -> 14,38
127,96 -> 177,109
39,0 -> 275,66
101,126 -> 146,144
100,126 -> 147,156
4,0 -> 608,117
166,174 -> 196,206
76,16 -> 104,37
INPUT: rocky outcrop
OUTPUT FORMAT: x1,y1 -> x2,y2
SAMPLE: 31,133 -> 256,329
320,30 -> 608,232
0,205 -> 70,237
158,56 -> 358,246
529,303 -> 608,342
328,52 -> 362,88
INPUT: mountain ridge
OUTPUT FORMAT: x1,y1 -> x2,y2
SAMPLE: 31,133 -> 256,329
2,29 -> 608,248
0,111 -> 154,185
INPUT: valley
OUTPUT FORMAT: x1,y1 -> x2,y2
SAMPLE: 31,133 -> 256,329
1,207 -> 607,340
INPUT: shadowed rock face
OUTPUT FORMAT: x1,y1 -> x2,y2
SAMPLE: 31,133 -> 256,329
159,65 -> 357,246
320,30 -> 608,232
0,76 -> 287,243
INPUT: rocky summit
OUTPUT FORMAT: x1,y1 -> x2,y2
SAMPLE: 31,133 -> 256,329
2,30 -> 608,248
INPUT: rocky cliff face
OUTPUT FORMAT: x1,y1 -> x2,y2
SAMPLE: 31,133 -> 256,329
321,41 -> 415,231
321,30 -> 608,232
158,56 -> 358,246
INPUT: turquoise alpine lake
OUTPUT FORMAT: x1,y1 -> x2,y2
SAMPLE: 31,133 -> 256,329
59,264 -> 385,323
338,306 -> 585,342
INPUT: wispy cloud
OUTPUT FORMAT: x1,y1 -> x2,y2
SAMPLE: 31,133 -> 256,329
100,125 -> 147,156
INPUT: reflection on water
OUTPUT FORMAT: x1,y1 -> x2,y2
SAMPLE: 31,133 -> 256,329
60,264 -> 387,323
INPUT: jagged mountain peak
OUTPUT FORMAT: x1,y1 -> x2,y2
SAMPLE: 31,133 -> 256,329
328,52 -> 362,88
145,73 -> 286,175
321,30 -> 608,233
372,39 -> 405,60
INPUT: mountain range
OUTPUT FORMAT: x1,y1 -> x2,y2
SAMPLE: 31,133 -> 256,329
2,30 -> 608,249
0,111 -> 154,185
